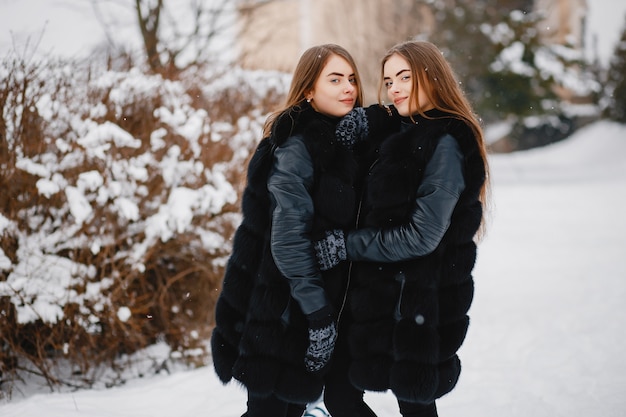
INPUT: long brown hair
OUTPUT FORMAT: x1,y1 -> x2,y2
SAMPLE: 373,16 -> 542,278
262,44 -> 364,138
379,40 -> 491,239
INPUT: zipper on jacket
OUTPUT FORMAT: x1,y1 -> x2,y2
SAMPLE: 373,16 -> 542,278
394,271 -> 406,321
336,167 -> 369,325
336,262 -> 352,324
337,155 -> 380,324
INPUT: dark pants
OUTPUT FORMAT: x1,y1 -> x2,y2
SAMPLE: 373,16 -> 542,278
323,307 -> 437,417
243,393 -> 306,417
324,358 -> 437,417
398,400 -> 438,417
323,315 -> 377,417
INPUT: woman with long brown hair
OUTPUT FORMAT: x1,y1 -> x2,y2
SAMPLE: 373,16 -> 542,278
211,44 -> 364,417
315,40 -> 491,417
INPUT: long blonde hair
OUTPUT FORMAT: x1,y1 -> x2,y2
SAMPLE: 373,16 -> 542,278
379,40 -> 491,239
263,44 -> 364,138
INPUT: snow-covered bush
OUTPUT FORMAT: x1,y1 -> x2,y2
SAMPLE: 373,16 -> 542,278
0,55 -> 289,393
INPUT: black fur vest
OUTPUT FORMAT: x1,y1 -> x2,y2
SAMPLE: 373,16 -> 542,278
211,105 -> 358,403
347,110 -> 486,403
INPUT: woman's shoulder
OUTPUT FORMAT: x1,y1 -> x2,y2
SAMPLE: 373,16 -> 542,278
272,104 -> 335,146
397,111 -> 472,142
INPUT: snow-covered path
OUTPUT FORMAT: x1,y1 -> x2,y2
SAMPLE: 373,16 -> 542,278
438,121 -> 626,417
2,121 -> 626,416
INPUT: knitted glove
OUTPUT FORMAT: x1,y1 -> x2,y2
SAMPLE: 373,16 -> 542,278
313,229 -> 347,271
335,107 -> 369,149
304,305 -> 337,373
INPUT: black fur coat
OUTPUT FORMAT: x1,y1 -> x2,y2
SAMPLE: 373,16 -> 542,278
347,110 -> 486,403
211,105 -> 358,403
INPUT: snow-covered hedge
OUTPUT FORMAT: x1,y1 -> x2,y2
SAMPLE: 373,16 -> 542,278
0,56 -> 289,392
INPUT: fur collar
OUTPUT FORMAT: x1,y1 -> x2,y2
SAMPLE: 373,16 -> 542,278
399,110 -> 473,142
271,102 -> 340,146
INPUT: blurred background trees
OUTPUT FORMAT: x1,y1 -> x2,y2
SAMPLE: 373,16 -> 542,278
88,0 -> 236,75
235,0 -> 601,150
604,15 -> 626,122
87,0 -> 619,150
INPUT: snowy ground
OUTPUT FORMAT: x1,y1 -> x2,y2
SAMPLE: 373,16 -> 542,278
1,120 -> 626,416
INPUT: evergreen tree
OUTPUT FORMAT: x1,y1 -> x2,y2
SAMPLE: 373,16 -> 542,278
416,0 -> 585,126
605,15 -> 626,123
478,8 -> 557,123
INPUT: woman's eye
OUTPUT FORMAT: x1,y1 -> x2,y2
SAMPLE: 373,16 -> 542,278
384,81 -> 393,88
349,77 -> 357,85
401,75 -> 411,81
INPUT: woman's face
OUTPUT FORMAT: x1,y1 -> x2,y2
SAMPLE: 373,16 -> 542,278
306,54 -> 358,117
383,53 -> 433,116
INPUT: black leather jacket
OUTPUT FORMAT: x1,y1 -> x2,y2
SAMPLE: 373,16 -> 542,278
266,105 -> 360,319
268,136 -> 329,315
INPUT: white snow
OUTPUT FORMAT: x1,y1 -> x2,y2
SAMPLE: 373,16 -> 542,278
116,306 -> 132,323
1,120 -> 625,416
0,246 -> 97,325
65,186 -> 93,225
77,122 -> 142,159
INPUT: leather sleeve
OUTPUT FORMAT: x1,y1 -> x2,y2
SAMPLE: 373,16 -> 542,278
346,134 -> 465,262
267,136 -> 329,315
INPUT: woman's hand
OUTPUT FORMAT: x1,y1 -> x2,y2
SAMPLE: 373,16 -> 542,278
313,229 -> 347,271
